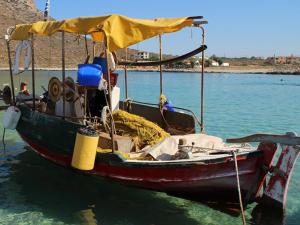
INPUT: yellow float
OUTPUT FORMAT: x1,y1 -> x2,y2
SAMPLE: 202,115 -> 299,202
71,128 -> 99,170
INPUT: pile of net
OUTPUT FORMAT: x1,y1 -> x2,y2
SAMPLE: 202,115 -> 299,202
112,110 -> 170,150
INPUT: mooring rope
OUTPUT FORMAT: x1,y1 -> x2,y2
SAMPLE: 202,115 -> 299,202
232,151 -> 247,225
2,128 -> 6,154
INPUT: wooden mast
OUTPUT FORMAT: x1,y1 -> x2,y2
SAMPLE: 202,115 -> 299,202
200,26 -> 205,132
104,34 -> 115,153
124,48 -> 128,100
61,31 -> 66,119
159,34 -> 163,95
5,37 -> 15,105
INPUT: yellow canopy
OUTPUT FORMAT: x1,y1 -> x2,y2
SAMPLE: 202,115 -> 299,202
10,14 -> 193,51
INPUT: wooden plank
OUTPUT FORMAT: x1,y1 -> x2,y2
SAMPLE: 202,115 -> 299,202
187,16 -> 204,20
193,21 -> 208,26
227,133 -> 300,146
262,145 -> 300,210
118,45 -> 207,67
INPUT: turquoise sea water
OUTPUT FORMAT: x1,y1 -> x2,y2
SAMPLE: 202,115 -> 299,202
0,71 -> 299,225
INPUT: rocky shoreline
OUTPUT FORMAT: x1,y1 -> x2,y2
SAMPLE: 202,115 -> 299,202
0,66 -> 299,75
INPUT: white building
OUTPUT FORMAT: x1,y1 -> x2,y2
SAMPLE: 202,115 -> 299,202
221,62 -> 230,67
211,61 -> 219,67
136,51 -> 150,60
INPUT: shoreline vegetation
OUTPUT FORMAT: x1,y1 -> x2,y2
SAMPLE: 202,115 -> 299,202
0,65 -> 300,75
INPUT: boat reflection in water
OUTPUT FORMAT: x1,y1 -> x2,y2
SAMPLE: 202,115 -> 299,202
5,150 -> 201,225
250,204 -> 286,225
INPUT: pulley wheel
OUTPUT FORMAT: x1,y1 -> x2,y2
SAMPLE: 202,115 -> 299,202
48,77 -> 62,102
64,77 -> 76,102
2,86 -> 12,105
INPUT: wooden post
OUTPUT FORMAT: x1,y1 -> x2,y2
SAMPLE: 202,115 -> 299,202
31,34 -> 36,110
124,48 -> 128,99
200,27 -> 205,132
104,38 -> 115,153
84,87 -> 87,122
62,31 -> 66,119
5,39 -> 15,105
159,34 -> 163,95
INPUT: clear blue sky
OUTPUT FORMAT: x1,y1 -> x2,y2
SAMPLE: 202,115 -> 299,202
35,0 -> 300,57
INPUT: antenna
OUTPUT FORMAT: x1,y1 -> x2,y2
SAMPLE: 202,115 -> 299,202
44,0 -> 50,21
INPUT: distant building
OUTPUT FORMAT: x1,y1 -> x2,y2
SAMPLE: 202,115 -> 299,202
136,51 -> 150,60
286,55 -> 297,64
221,62 -> 230,67
211,61 -> 219,67
265,55 -> 299,65
265,56 -> 276,65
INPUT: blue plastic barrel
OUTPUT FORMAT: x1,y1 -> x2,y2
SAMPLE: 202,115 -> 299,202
77,64 -> 102,87
93,57 -> 108,74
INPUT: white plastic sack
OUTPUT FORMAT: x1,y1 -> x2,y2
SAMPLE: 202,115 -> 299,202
3,106 -> 21,130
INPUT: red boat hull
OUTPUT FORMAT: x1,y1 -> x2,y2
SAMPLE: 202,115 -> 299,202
20,134 -> 277,203
16,106 -> 279,205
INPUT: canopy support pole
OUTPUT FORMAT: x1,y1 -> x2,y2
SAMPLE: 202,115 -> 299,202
31,34 -> 36,110
62,31 -> 66,119
43,0 -> 50,21
200,27 -> 205,132
92,41 -> 95,59
124,48 -> 128,99
159,34 -> 163,95
104,38 -> 115,153
84,35 -> 89,57
5,39 -> 15,105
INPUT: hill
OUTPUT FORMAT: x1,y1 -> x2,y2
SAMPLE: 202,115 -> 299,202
0,0 -> 135,69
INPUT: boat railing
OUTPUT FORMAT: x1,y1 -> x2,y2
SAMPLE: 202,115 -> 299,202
227,132 -> 300,146
123,99 -> 202,129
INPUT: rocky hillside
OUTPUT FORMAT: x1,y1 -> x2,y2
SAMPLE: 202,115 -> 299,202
0,0 -> 130,69
0,0 -> 170,70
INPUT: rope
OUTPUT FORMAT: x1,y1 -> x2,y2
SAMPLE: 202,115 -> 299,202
2,128 -> 6,154
232,151 -> 247,225
103,91 -> 116,135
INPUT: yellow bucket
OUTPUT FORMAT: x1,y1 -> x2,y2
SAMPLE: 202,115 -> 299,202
71,128 -> 99,170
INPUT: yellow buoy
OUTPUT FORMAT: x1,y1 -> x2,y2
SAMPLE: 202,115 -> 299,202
71,128 -> 99,170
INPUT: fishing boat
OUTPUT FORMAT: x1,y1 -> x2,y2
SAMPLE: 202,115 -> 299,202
1,14 -> 299,217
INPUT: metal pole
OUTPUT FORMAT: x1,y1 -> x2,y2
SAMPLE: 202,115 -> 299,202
31,33 -> 36,110
92,41 -> 95,59
84,35 -> 89,57
84,87 -> 87,122
159,34 -> 163,95
104,37 -> 115,153
200,27 -> 205,132
62,31 -> 66,119
44,0 -> 50,21
124,48 -> 128,99
5,40 -> 15,105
